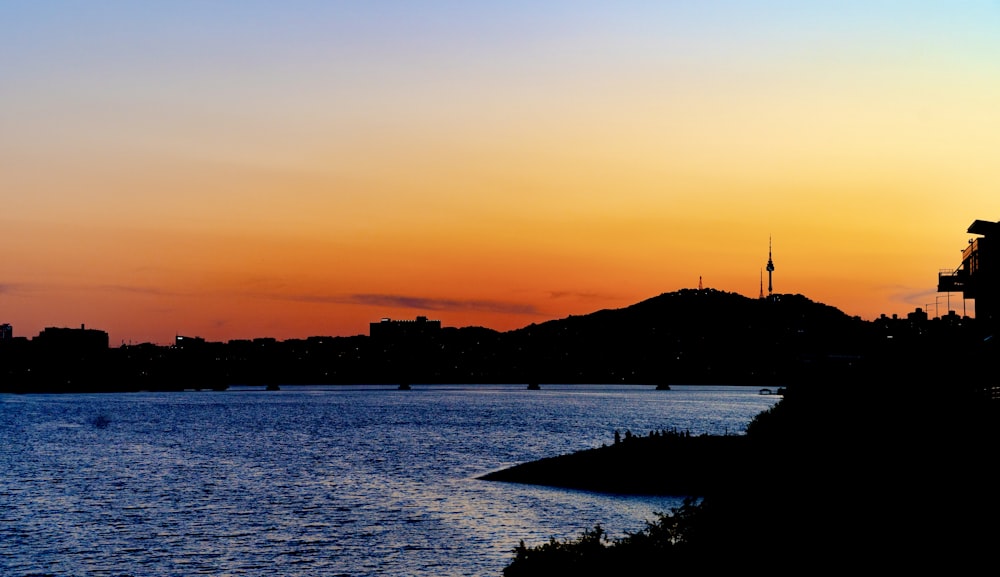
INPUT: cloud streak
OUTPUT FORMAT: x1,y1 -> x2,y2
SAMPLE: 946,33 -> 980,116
271,292 -> 542,315
0,282 -> 47,296
547,290 -> 618,301
350,294 -> 541,315
100,285 -> 179,296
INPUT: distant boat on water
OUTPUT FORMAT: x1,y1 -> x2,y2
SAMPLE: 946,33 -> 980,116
266,384 -> 280,391
655,383 -> 671,390
526,383 -> 541,390
398,383 -> 412,390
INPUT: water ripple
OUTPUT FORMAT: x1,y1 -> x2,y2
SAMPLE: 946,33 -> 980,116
1,385 -> 778,576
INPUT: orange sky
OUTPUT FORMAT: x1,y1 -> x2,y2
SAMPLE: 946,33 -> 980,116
3,2 -> 999,344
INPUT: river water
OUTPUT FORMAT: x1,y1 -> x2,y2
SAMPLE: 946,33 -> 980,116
0,384 -> 780,577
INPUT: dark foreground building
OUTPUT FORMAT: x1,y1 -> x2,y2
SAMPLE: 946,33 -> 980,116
938,219 -> 1000,330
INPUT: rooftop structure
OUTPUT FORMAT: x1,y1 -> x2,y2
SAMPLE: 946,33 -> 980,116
369,316 -> 442,340
938,219 -> 1000,327
33,324 -> 110,351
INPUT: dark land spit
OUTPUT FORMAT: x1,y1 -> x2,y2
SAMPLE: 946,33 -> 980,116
480,432 -> 750,496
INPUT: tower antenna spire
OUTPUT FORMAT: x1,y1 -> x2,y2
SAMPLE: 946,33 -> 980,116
766,236 -> 775,298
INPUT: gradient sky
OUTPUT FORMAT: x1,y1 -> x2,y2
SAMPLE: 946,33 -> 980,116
3,1 -> 1000,345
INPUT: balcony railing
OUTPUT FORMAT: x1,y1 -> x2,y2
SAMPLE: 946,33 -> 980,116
938,269 -> 966,293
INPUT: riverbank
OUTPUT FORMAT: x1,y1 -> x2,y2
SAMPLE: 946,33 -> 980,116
479,430 -> 749,496
486,378 -> 1000,574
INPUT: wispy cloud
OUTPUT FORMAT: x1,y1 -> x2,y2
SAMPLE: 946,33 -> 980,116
270,292 -> 542,315
547,290 -> 617,301
0,282 -> 174,297
100,284 -> 178,296
903,293 -> 934,305
350,294 -> 541,315
883,285 -> 973,318
0,282 -> 44,296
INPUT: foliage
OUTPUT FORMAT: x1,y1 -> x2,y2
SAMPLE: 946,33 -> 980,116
742,396 -> 789,440
503,497 -> 705,577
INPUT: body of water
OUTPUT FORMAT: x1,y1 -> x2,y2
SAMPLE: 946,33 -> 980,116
1,384 -> 780,576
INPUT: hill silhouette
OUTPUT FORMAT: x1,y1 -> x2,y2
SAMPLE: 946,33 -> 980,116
498,288 -> 871,384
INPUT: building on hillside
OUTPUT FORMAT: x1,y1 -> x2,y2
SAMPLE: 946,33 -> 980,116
369,316 -> 442,340
174,335 -> 207,349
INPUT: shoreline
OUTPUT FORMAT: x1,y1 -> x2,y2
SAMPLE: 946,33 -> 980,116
479,431 -> 752,497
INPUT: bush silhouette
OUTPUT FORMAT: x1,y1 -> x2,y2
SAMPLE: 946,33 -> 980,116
503,498 -> 706,576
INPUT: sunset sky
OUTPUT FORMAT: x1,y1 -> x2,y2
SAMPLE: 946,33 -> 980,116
3,2 -> 1000,345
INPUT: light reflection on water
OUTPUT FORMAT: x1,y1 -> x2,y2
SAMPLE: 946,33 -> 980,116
0,384 -> 779,577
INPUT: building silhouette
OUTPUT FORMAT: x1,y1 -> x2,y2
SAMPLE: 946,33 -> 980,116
907,307 -> 929,324
33,324 -> 109,351
0,323 -> 11,341
369,316 -> 442,340
938,219 -> 1000,329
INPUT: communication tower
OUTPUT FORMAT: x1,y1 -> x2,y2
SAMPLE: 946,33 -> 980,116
766,237 -> 775,297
